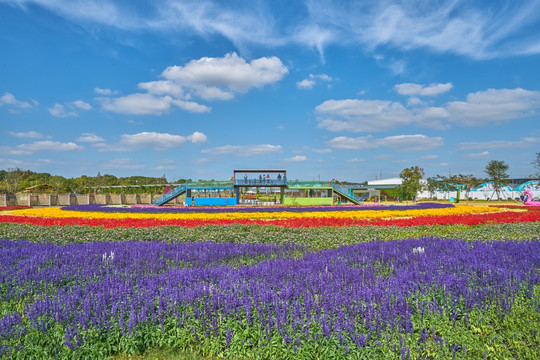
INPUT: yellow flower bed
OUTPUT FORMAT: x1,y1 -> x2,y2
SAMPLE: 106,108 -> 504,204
11,205 -> 500,221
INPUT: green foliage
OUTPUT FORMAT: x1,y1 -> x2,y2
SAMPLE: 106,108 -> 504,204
485,160 -> 510,201
398,166 -> 424,201
1,222 -> 539,249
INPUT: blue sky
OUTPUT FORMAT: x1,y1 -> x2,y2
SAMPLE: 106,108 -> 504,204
1,0 -> 540,182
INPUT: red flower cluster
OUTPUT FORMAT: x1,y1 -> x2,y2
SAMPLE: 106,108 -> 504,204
0,206 -> 31,211
1,208 -> 539,228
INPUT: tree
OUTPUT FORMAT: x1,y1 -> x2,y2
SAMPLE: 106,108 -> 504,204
485,160 -> 510,200
398,166 -> 424,201
4,168 -> 24,194
533,152 -> 540,178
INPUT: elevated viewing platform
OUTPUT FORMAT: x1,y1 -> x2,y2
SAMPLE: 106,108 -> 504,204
233,169 -> 287,187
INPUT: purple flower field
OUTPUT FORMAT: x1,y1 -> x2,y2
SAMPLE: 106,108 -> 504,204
1,237 -> 538,359
61,202 -> 454,214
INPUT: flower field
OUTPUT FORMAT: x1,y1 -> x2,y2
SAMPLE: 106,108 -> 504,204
0,203 -> 539,359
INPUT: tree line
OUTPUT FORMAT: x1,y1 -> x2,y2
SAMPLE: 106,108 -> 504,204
0,169 -> 191,195
398,153 -> 540,202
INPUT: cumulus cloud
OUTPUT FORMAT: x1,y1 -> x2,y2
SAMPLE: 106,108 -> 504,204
329,134 -> 443,151
395,82 -> 453,96
98,53 -> 285,115
315,99 -> 412,132
447,88 -> 540,126
201,144 -> 282,157
187,131 -> 208,145
77,133 -> 104,143
7,141 -> 83,156
161,52 -> 288,94
315,86 -> 540,133
9,131 -> 43,139
284,155 -> 307,162
95,131 -> 207,152
49,100 -> 91,117
412,107 -> 449,130
297,73 -> 333,89
0,92 -> 33,109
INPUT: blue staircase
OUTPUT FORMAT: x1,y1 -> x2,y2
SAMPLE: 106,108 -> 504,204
153,185 -> 187,206
331,183 -> 364,205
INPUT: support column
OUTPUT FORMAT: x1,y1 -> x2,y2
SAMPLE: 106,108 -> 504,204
235,187 -> 240,203
280,187 -> 285,204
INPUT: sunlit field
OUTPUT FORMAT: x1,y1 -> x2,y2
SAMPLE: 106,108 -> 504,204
1,203 -> 539,359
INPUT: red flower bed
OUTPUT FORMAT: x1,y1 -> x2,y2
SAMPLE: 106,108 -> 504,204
1,208 -> 539,228
0,206 -> 31,211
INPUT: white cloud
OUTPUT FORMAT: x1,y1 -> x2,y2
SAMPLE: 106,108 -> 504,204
447,88 -> 540,126
395,82 -> 453,96
0,92 -> 32,109
346,158 -> 366,163
466,151 -> 490,158
77,133 -> 104,143
8,141 -> 83,155
49,104 -> 75,117
161,52 -> 288,94
412,106 -> 449,129
98,94 -> 174,115
187,132 -> 208,145
297,79 -> 316,90
169,98 -> 212,113
378,134 -> 444,151
9,131 -> 43,139
284,155 -> 307,162
98,94 -> 211,115
421,155 -> 439,160
297,74 -> 333,90
458,138 -> 536,150
201,144 -> 282,157
328,135 -> 378,150
94,87 -> 117,95
315,99 -> 412,132
71,100 -> 91,110
137,80 -> 184,98
329,134 -> 443,151
8,1 -> 540,61
95,131 -> 207,152
49,100 -> 91,117
315,87 -> 540,133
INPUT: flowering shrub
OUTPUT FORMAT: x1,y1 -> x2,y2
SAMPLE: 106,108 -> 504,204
1,238 -> 538,359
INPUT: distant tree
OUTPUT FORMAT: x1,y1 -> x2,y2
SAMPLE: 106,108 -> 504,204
485,160 -> 510,200
533,152 -> 540,178
425,177 -> 441,199
398,166 -> 424,201
4,168 -> 24,194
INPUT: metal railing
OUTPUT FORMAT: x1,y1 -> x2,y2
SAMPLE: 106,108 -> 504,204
233,179 -> 287,186
331,183 -> 363,203
153,185 -> 187,206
